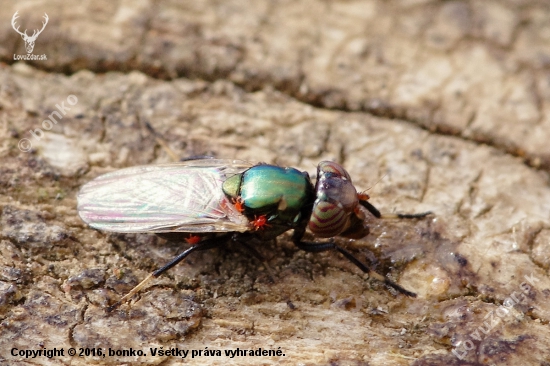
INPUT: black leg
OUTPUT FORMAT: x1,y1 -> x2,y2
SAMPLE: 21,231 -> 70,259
153,235 -> 229,277
359,200 -> 382,218
107,234 -> 230,312
360,199 -> 432,220
393,212 -> 432,219
293,238 -> 416,298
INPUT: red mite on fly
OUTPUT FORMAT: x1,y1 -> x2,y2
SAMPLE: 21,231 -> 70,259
77,157 -> 431,311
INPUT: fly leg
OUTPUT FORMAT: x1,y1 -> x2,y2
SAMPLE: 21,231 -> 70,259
359,199 -> 432,220
292,228 -> 416,297
107,234 -> 230,312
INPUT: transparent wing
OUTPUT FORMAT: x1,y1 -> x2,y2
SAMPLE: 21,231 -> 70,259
77,159 -> 253,233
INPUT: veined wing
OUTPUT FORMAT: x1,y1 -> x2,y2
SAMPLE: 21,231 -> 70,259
77,159 -> 253,233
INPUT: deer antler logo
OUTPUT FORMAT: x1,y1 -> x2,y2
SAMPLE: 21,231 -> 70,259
11,11 -> 49,54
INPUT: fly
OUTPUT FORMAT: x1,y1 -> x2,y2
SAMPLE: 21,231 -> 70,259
77,159 -> 431,311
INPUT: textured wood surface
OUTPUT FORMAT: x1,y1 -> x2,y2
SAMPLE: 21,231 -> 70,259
1,1 -> 550,365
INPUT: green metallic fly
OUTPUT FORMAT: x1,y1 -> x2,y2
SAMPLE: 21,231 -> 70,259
77,158 -> 431,311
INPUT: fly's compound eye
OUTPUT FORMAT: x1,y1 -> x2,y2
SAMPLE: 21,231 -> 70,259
308,200 -> 350,238
312,161 -> 360,238
317,161 -> 352,181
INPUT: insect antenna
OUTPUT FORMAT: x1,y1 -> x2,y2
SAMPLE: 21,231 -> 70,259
143,121 -> 180,162
363,173 -> 388,192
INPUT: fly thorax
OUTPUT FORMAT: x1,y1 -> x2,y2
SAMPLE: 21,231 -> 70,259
222,165 -> 314,226
308,161 -> 359,238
